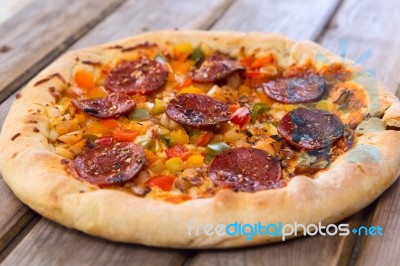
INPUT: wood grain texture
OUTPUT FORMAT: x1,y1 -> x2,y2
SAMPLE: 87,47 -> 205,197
1,220 -> 188,266
188,215 -> 362,266
319,0 -> 400,93
0,0 -> 33,25
212,0 -> 342,40
355,180 -> 400,266
0,0 -> 126,103
0,216 -> 41,263
0,94 -> 36,257
0,180 -> 36,254
319,0 -> 400,264
69,0 -> 234,49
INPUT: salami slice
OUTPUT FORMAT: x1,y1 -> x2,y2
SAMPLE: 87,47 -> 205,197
208,148 -> 282,192
105,59 -> 168,94
74,142 -> 146,187
72,93 -> 136,118
191,54 -> 245,83
278,107 -> 344,150
263,73 -> 325,103
166,93 -> 230,128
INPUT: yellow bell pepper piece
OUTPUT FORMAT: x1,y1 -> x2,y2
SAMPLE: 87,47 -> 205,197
200,43 -> 212,57
153,99 -> 167,115
174,42 -> 194,62
169,128 -> 189,146
285,104 -> 301,112
186,154 -> 204,168
85,120 -> 112,136
85,86 -> 108,99
174,42 -> 194,55
179,86 -> 204,94
316,100 -> 335,112
238,84 -> 250,95
170,60 -> 194,74
75,114 -> 89,125
165,157 -> 184,174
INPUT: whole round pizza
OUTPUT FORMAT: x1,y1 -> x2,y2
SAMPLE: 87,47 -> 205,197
1,31 -> 400,248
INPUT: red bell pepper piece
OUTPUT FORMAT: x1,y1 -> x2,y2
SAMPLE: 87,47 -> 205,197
165,144 -> 191,160
146,175 -> 176,191
230,106 -> 251,128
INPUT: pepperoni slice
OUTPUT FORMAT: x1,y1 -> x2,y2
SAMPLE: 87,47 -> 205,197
74,142 -> 146,187
208,148 -> 282,192
105,59 -> 168,94
277,107 -> 344,150
166,93 -> 230,128
72,93 -> 136,118
191,54 -> 245,83
263,73 -> 325,103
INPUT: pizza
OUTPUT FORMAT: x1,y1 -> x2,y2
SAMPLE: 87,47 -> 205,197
1,30 -> 400,248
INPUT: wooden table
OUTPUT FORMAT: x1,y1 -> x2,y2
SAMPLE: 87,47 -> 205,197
0,0 -> 399,265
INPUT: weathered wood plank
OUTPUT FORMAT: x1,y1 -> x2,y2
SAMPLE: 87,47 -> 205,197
0,0 -> 232,263
355,181 -> 400,266
0,0 -> 126,103
1,219 -> 187,266
0,94 -> 38,258
70,0 -> 234,49
0,0 -> 34,25
317,0 -> 400,264
0,180 -> 36,254
319,0 -> 400,93
212,0 -> 341,40
0,0 -> 126,254
0,215 -> 41,262
188,214 -> 362,266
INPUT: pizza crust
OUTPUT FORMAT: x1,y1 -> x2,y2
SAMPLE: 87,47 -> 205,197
1,30 -> 400,248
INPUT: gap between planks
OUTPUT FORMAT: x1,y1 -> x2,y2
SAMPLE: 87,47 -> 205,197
0,215 -> 41,263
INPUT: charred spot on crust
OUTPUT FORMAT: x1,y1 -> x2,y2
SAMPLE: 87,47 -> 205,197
48,86 -> 60,100
11,133 -> 21,141
34,73 -> 66,86
121,42 -> 157,52
82,60 -> 102,66
106,45 -> 124,50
